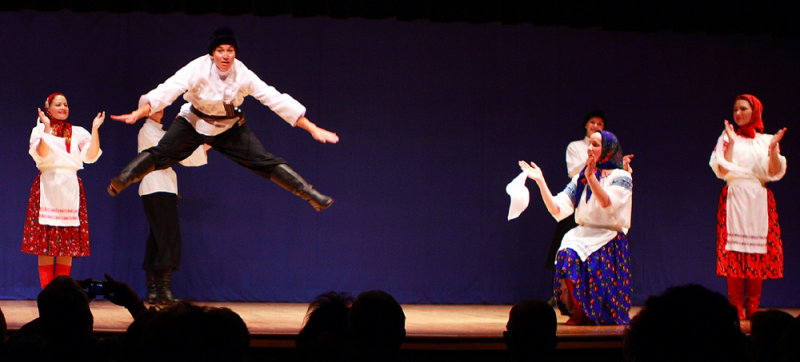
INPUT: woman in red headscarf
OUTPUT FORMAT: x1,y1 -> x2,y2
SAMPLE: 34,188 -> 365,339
709,94 -> 787,320
22,93 -> 105,289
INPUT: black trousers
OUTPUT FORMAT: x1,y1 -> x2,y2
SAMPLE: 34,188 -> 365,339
147,117 -> 286,178
141,192 -> 181,271
545,213 -> 578,270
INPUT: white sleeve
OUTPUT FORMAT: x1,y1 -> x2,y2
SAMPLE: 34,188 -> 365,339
178,146 -> 208,167
245,68 -> 306,126
551,179 -> 577,221
581,170 -> 633,230
759,134 -> 787,182
709,132 -> 728,179
139,57 -> 200,115
28,123 -> 45,163
75,126 -> 101,164
137,124 -> 159,153
566,142 -> 585,178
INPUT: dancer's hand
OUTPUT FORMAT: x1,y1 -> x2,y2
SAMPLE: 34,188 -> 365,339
769,127 -> 787,155
111,104 -> 151,125
110,112 -> 141,124
585,152 -> 597,176
92,111 -> 106,130
296,116 -> 339,143
519,160 -> 543,182
311,126 -> 340,144
623,154 -> 634,172
37,108 -> 51,130
723,120 -> 737,143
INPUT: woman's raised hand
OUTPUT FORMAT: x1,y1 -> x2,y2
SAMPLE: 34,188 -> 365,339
92,111 -> 106,130
519,160 -> 544,181
37,108 -> 50,129
585,152 -> 597,175
723,120 -> 737,142
769,127 -> 787,154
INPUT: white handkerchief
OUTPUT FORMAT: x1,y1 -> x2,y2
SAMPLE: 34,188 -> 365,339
506,171 -> 530,220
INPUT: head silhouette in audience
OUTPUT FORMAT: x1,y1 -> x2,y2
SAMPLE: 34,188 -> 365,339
623,284 -> 748,362
749,309 -> 794,362
1,305 -> 7,345
121,300 -> 250,362
504,299 -> 557,361
2,276 -> 99,361
296,291 -> 354,362
348,290 -> 406,362
779,315 -> 800,362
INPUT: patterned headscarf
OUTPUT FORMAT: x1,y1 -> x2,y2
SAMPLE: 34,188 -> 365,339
574,130 -> 623,203
734,94 -> 764,139
44,92 -> 72,150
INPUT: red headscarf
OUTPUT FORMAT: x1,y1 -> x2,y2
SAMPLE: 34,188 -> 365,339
44,92 -> 72,150
734,94 -> 764,138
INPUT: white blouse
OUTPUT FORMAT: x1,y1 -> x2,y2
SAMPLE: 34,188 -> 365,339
565,137 -> 589,178
28,121 -> 101,226
550,168 -> 633,261
709,132 -> 786,254
137,119 -> 208,196
140,55 -> 307,136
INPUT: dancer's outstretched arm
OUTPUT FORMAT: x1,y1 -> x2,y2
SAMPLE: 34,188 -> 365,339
519,160 -> 560,216
110,103 -> 152,125
296,116 -> 339,144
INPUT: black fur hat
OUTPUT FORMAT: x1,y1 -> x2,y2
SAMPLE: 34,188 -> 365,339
208,27 -> 238,55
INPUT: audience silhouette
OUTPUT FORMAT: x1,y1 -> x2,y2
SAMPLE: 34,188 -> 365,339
9,279 -> 800,362
749,309 -> 795,362
0,306 -> 6,351
348,290 -> 406,362
296,291 -> 354,362
2,276 -> 106,361
504,299 -> 557,362
119,300 -> 250,362
778,314 -> 800,362
623,284 -> 749,362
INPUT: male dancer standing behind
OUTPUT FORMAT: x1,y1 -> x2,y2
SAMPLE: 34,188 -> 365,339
108,27 -> 338,211
138,109 -> 208,304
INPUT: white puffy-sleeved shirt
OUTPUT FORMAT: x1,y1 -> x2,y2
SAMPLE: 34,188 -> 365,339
709,132 -> 787,254
566,137 -> 589,178
550,168 -> 633,261
29,121 -> 101,227
137,119 -> 208,196
139,55 -> 306,136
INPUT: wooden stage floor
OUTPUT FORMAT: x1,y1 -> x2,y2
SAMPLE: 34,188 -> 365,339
1,300 -> 787,352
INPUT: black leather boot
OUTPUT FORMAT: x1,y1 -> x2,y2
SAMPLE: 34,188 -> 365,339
145,270 -> 158,304
108,152 -> 156,196
269,164 -> 333,211
154,269 -> 180,305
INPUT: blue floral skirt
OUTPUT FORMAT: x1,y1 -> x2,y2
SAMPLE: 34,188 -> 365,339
553,232 -> 632,325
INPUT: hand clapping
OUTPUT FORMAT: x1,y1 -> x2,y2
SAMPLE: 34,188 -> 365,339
37,108 -> 51,129
518,160 -> 543,181
768,127 -> 787,156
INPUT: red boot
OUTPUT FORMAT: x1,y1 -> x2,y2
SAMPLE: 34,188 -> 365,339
744,278 -> 763,320
54,263 -> 72,277
38,264 -> 55,289
565,279 -> 589,325
726,277 -> 745,320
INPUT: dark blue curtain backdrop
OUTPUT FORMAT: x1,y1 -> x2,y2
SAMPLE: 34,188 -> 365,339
1,10 -> 798,306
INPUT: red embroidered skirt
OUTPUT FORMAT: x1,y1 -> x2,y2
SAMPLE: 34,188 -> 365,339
715,185 -> 782,279
22,174 -> 90,257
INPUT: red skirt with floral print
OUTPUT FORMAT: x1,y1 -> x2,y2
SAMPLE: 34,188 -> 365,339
716,185 -> 782,279
22,174 -> 90,257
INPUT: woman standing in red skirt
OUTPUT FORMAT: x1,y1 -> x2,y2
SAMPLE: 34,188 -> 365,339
709,94 -> 787,320
22,92 -> 105,288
